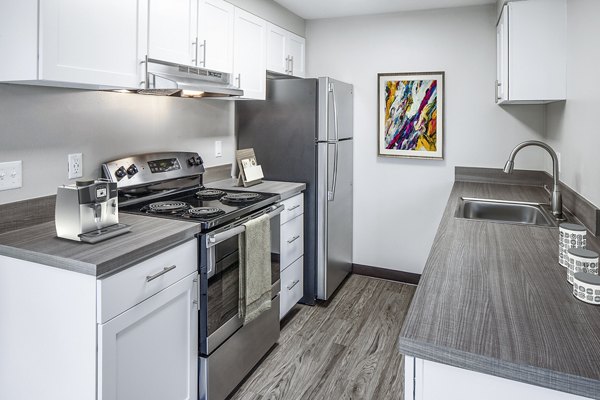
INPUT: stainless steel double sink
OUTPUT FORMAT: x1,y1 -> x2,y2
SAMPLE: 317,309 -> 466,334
455,197 -> 564,227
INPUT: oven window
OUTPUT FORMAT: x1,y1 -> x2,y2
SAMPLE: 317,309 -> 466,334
207,235 -> 280,337
207,249 -> 240,337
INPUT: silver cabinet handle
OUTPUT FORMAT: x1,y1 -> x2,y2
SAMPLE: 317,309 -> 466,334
192,38 -> 198,64
199,39 -> 207,67
146,265 -> 177,282
284,56 -> 290,74
290,55 -> 294,75
287,279 -> 300,290
287,204 -> 301,211
287,235 -> 300,244
236,73 -> 241,88
495,80 -> 502,103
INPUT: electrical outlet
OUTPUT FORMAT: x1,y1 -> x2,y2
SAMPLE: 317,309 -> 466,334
215,140 -> 222,158
0,161 -> 22,191
68,153 -> 83,179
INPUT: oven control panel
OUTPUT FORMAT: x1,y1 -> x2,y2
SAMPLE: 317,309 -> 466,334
147,158 -> 181,173
102,152 -> 205,188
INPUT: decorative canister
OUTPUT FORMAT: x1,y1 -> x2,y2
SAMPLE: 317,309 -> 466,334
566,248 -> 599,284
559,223 -> 587,267
572,272 -> 600,305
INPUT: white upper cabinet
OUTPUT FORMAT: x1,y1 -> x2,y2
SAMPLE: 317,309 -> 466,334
266,23 -> 305,78
496,0 -> 566,104
39,0 -> 147,88
233,8 -> 267,100
148,0 -> 198,66
0,0 -> 147,88
198,0 -> 235,73
286,32 -> 306,78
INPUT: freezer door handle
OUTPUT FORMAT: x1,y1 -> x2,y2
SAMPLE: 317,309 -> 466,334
328,83 -> 340,201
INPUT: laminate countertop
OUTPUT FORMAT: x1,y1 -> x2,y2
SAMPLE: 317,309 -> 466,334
208,179 -> 306,201
0,213 -> 200,278
399,181 -> 600,399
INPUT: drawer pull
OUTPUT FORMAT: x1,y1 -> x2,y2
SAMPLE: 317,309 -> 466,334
146,265 -> 177,282
287,204 -> 301,211
287,235 -> 301,244
287,279 -> 300,290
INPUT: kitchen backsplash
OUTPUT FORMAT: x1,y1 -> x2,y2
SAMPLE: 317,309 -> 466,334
0,84 -> 235,205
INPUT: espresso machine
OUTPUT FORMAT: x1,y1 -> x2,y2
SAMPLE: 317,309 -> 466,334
55,180 -> 130,243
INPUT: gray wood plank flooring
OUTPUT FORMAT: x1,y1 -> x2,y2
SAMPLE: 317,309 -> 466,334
229,274 -> 416,400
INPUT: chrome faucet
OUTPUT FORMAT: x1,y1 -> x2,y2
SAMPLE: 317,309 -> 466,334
503,140 -> 562,219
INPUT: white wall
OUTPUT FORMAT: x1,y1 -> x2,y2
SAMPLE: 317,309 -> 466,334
545,0 -> 600,207
0,84 -> 234,204
306,5 -> 546,274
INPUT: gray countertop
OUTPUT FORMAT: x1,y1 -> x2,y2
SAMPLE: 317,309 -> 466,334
399,181 -> 600,399
208,179 -> 306,201
0,213 -> 200,278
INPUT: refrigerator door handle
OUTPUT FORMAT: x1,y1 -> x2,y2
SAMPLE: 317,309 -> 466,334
328,82 -> 340,201
328,142 -> 339,202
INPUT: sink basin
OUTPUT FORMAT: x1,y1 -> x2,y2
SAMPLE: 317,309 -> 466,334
455,197 -> 558,227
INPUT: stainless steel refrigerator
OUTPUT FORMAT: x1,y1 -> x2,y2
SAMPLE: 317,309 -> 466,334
237,77 -> 353,304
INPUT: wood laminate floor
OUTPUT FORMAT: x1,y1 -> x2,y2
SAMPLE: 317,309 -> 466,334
229,274 -> 416,400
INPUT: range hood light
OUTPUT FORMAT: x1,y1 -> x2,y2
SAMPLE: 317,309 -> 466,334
112,89 -> 136,94
181,89 -> 205,98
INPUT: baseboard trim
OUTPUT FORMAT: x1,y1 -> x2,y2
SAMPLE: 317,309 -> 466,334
352,263 -> 421,285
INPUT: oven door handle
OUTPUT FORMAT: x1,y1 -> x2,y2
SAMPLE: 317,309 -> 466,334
207,204 -> 284,247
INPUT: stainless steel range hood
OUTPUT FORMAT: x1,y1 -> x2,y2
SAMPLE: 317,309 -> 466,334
139,57 -> 243,98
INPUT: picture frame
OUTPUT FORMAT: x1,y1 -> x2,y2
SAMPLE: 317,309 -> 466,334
235,148 -> 264,187
377,71 -> 444,159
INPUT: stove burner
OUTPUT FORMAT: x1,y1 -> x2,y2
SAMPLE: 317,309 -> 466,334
146,201 -> 191,214
184,207 -> 226,219
196,189 -> 226,200
221,192 -> 261,204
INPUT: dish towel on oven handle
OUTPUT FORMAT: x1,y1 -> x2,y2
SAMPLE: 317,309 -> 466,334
239,213 -> 272,324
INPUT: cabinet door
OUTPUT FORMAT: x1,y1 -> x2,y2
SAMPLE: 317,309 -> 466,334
198,0 -> 234,72
266,23 -> 287,75
98,273 -> 198,400
496,5 -> 508,103
39,0 -> 148,88
233,8 -> 266,100
148,0 -> 198,66
287,32 -> 305,78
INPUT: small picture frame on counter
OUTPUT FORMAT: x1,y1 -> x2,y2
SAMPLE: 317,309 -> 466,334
235,148 -> 264,187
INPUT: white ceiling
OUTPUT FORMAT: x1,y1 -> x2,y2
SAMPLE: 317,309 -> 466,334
273,0 -> 496,20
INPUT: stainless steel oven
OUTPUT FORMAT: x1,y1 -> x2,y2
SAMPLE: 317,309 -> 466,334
198,203 -> 283,400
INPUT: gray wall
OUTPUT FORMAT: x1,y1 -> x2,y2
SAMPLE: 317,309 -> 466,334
227,0 -> 305,36
545,0 -> 600,207
0,84 -> 234,204
306,4 -> 546,274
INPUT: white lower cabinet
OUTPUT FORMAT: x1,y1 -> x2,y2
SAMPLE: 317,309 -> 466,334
279,193 -> 305,319
405,357 -> 593,400
0,239 -> 199,400
98,272 -> 198,400
280,256 -> 304,319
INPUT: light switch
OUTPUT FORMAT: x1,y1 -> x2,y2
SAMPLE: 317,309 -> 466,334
215,140 -> 222,158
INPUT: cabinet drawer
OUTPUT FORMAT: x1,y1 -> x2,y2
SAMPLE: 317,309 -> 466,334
280,215 -> 303,270
97,239 -> 198,323
280,193 -> 304,224
280,256 -> 303,320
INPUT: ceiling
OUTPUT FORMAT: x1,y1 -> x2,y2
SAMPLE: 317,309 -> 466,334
273,0 -> 496,20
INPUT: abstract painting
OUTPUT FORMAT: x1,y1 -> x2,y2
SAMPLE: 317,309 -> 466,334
378,72 -> 444,159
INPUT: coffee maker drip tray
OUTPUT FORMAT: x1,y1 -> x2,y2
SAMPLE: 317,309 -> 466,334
78,223 -> 131,244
